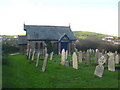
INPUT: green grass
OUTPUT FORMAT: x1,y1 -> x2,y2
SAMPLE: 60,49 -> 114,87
2,55 -> 119,88
73,31 -> 115,39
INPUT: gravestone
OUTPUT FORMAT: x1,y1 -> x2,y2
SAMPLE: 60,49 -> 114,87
26,49 -> 29,56
86,50 -> 90,65
104,53 -> 109,64
36,52 -> 40,67
115,54 -> 119,64
94,55 -> 106,77
42,53 -> 48,72
65,50 -> 68,60
31,50 -> 36,61
69,60 -> 73,66
50,52 -> 53,60
72,52 -> 78,69
61,49 -> 66,65
65,61 -> 69,67
44,47 -> 47,57
78,51 -> 82,63
108,53 -> 115,71
28,49 -> 32,59
95,50 -> 100,64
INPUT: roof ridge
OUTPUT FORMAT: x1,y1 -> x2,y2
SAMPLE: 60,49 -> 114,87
25,25 -> 70,28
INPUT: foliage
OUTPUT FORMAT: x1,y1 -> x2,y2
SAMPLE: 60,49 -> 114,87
2,55 -> 119,88
75,37 -> 119,53
2,44 -> 19,54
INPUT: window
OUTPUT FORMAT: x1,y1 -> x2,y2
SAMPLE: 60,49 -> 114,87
35,42 -> 38,49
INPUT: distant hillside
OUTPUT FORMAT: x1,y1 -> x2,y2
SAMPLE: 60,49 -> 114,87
73,31 -> 116,39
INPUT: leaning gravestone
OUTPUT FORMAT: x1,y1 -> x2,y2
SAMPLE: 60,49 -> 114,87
86,50 -> 90,65
50,51 -> 53,60
115,54 -> 119,64
42,53 -> 48,72
78,51 -> 82,63
31,50 -> 36,61
94,55 -> 106,77
108,53 -> 115,71
36,52 -> 40,67
72,52 -> 78,69
61,49 -> 66,65
28,49 -> 32,60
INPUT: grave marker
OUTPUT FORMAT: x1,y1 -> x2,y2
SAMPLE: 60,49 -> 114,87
72,52 -> 78,69
36,52 -> 40,67
115,54 -> 119,64
50,52 -> 53,60
31,50 -> 36,61
42,53 -> 48,72
108,53 -> 115,71
86,50 -> 90,65
61,49 -> 66,65
28,49 -> 32,59
78,51 -> 82,63
94,55 -> 106,77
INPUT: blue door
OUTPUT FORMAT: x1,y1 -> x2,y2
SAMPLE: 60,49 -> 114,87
61,42 -> 68,52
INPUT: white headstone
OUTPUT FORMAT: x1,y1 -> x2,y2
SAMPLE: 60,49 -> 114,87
65,50 -> 68,60
44,47 -> 47,57
28,49 -> 32,59
50,52 -> 53,60
61,49 -> 66,65
42,53 -> 48,72
36,52 -> 40,67
72,52 -> 78,69
108,53 -> 115,71
115,54 -> 119,64
31,50 -> 35,61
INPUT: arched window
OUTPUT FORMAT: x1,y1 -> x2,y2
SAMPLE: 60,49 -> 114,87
35,42 -> 38,49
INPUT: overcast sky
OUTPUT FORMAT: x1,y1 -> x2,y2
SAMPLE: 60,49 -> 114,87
0,0 -> 119,36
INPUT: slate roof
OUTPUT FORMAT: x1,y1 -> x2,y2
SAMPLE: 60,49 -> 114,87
18,36 -> 27,45
24,25 -> 77,41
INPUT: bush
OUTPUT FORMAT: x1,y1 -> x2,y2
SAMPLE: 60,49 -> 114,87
76,37 -> 119,52
2,44 -> 19,54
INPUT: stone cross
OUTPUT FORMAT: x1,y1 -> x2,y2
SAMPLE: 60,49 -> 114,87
78,51 -> 82,63
36,52 -> 40,67
42,53 -> 48,72
72,52 -> 78,69
108,53 -> 115,71
94,55 -> 106,77
28,49 -> 32,59
61,49 -> 66,65
50,51 -> 53,60
86,50 -> 90,65
31,50 -> 36,61
115,54 -> 119,64
65,50 -> 68,60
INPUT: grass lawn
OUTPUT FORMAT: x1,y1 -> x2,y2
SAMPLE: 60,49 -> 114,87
2,54 -> 119,88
